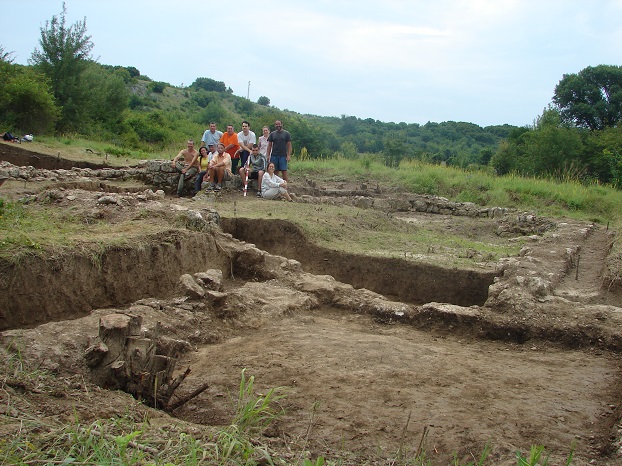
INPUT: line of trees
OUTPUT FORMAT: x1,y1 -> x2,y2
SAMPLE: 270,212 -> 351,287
491,65 -> 622,187
1,5 -> 621,188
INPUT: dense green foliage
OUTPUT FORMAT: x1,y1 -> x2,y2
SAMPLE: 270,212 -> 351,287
257,95 -> 270,106
490,108 -> 622,187
1,5 -> 622,187
0,61 -> 59,134
553,65 -> 622,131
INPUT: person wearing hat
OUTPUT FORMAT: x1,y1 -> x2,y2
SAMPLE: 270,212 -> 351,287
192,144 -> 214,194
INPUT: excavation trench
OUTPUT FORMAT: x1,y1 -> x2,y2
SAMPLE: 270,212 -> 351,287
0,144 -> 109,170
0,230 -> 232,331
3,149 -> 622,463
0,220 -> 495,331
221,217 -> 496,307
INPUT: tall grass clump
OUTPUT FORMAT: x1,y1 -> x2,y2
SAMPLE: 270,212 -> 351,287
0,198 -> 43,256
495,173 -> 622,224
515,444 -> 575,465
215,368 -> 286,464
0,365 -> 289,465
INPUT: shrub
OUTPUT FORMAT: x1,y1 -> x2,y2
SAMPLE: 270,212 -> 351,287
149,81 -> 166,93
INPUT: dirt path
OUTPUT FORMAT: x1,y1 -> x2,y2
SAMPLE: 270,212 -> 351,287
555,225 -> 618,305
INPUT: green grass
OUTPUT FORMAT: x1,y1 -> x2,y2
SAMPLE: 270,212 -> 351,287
216,197 -> 518,268
0,196 -> 178,261
1,149 -> 620,272
294,157 -> 622,219
214,368 -> 286,464
0,362 -> 287,465
293,157 -> 622,239
20,135 -> 164,165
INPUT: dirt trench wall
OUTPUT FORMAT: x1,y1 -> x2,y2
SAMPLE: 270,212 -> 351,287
0,142 -> 108,170
0,231 -> 228,331
222,218 -> 496,307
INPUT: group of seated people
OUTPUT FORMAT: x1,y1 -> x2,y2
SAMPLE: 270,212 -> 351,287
171,139 -> 292,201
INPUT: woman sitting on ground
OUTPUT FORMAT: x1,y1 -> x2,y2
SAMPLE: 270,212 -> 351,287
261,161 -> 293,201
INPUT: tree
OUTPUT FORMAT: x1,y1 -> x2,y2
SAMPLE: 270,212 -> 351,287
338,115 -> 358,136
0,62 -> 59,134
491,109 -> 586,179
81,63 -> 128,130
190,77 -> 227,93
257,96 -> 270,106
340,141 -> 358,159
553,65 -> 622,131
29,2 -> 94,132
150,81 -> 166,93
383,134 -> 403,168
126,66 -> 140,78
0,45 -> 15,63
234,98 -> 253,114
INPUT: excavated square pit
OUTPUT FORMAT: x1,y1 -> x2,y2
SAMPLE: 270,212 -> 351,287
173,306 -> 621,464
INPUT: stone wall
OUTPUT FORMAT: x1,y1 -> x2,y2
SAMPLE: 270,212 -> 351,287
141,160 -> 254,194
0,159 -> 248,195
297,193 -> 511,218
1,158 -> 510,218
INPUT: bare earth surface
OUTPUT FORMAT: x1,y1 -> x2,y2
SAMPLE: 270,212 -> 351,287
1,147 -> 622,465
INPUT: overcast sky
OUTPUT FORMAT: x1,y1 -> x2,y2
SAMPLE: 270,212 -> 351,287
2,0 -> 622,128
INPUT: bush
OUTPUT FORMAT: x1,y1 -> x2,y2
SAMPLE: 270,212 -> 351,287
126,113 -> 171,144
190,90 -> 214,109
104,146 -> 131,157
128,94 -> 145,110
150,81 -> 166,94
0,64 -> 59,134
190,77 -> 227,93
199,102 -> 227,125
234,98 -> 253,115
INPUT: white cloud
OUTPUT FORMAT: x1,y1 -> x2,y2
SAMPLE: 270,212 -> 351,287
3,0 -> 622,126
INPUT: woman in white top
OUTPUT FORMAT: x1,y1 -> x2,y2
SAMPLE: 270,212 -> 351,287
261,162 -> 293,201
257,126 -> 270,158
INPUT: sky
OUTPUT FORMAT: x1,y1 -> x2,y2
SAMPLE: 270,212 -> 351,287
2,0 -> 622,128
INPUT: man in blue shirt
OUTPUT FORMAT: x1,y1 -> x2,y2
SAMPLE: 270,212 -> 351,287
200,122 -> 222,148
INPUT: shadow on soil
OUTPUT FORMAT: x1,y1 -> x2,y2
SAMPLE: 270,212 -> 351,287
221,217 -> 496,307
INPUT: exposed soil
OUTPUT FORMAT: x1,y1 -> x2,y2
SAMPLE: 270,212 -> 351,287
2,145 -> 622,465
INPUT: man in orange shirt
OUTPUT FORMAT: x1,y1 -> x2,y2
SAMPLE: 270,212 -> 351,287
221,125 -> 240,173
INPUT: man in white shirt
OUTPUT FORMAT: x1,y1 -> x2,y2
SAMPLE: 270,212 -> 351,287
236,120 -> 256,169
